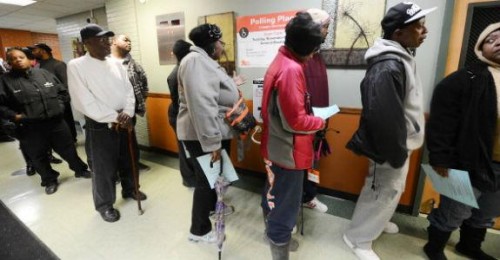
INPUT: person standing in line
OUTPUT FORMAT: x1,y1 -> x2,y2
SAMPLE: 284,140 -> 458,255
0,47 -> 91,195
300,8 -> 332,214
177,23 -> 237,243
260,12 -> 325,260
0,58 -> 16,143
167,39 -> 196,188
30,43 -> 78,143
424,22 -> 500,260
343,2 -> 436,260
68,24 -> 146,223
110,34 -> 151,173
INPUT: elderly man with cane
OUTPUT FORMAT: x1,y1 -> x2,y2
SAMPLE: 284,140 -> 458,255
68,24 -> 146,223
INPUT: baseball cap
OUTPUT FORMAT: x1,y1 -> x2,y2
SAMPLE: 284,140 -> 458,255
80,23 -> 115,41
381,2 -> 437,39
28,43 -> 52,53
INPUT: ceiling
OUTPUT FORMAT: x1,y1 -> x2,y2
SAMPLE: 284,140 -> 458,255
0,0 -> 106,34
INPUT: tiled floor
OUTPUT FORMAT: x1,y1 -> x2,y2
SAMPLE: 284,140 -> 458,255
0,137 -> 499,260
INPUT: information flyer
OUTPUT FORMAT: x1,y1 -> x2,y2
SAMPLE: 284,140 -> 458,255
236,10 -> 297,68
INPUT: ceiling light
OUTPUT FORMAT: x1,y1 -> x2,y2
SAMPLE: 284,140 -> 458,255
0,0 -> 37,6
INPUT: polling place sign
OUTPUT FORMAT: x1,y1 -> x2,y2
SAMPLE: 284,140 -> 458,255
236,10 -> 297,68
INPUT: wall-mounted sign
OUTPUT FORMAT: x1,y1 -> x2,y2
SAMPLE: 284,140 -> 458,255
236,10 -> 297,68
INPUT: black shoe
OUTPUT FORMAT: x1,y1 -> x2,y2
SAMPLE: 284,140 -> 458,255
423,225 -> 452,260
49,155 -> 63,164
75,170 -> 91,178
100,208 -> 120,222
0,135 -> 15,142
45,182 -> 58,195
122,190 -> 147,201
138,162 -> 151,173
182,181 -> 196,188
26,165 -> 36,176
455,225 -> 496,260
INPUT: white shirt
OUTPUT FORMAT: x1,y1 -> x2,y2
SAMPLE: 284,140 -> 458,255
67,52 -> 135,123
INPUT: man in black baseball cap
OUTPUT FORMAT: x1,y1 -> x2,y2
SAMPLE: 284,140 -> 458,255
381,2 -> 437,39
343,2 -> 436,260
29,43 -> 52,54
80,23 -> 115,41
68,23 -> 140,223
30,42 -> 78,145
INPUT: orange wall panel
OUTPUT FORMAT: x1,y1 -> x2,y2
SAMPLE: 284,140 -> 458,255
146,94 -> 424,208
0,29 -> 61,61
146,94 -> 178,153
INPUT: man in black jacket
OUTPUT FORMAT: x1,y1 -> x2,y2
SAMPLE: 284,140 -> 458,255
30,43 -> 77,143
424,22 -> 500,260
343,2 -> 436,260
110,34 -> 151,174
0,47 -> 91,195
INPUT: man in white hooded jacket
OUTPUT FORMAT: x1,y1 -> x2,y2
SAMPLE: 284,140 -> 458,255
344,2 -> 436,260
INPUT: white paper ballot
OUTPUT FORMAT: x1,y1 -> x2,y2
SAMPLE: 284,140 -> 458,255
421,164 -> 479,208
196,149 -> 239,189
312,105 -> 340,120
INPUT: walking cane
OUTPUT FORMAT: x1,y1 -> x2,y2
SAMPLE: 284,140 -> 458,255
126,126 -> 144,215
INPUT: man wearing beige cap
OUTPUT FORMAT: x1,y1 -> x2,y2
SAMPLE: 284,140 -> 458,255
344,2 -> 436,259
301,8 -> 331,214
424,22 -> 500,260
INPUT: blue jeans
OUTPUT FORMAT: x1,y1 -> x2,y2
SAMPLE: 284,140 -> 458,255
261,162 -> 304,245
85,118 -> 136,212
428,162 -> 500,231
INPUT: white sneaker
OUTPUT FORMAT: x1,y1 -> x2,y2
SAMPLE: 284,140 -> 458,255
188,231 -> 217,243
303,197 -> 328,213
343,234 -> 380,260
292,225 -> 298,234
383,222 -> 399,234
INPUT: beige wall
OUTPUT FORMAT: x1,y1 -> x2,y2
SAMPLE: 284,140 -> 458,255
128,0 -> 451,113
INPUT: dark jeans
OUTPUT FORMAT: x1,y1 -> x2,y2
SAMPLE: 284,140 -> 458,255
17,118 -> 87,186
261,162 -> 304,245
183,139 -> 231,236
85,117 -> 137,212
63,102 -> 77,142
302,177 -> 317,203
428,162 -> 500,231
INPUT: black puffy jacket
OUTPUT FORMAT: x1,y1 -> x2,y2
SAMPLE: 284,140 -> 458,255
346,53 -> 408,168
427,62 -> 499,192
0,68 -> 67,122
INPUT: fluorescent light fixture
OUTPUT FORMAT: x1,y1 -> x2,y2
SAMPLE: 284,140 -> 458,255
0,0 -> 37,6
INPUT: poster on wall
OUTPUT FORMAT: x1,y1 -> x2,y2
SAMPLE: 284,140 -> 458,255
321,0 -> 386,67
236,10 -> 297,68
156,12 -> 185,65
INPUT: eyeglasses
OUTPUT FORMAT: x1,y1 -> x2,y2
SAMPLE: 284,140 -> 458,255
94,37 -> 112,44
218,40 -> 226,47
